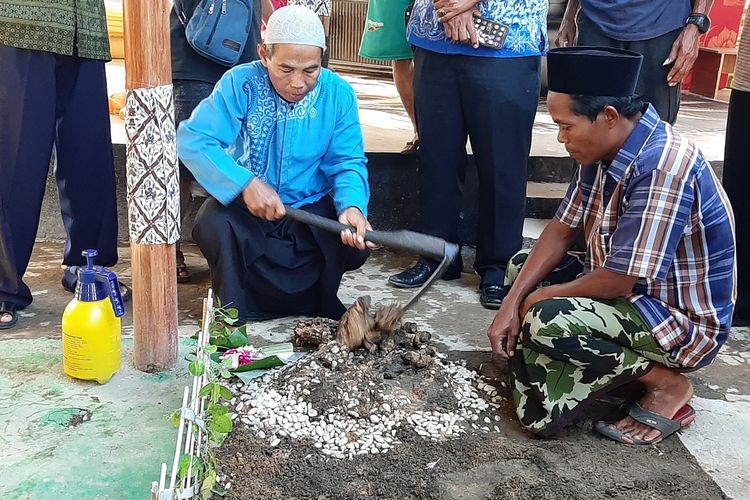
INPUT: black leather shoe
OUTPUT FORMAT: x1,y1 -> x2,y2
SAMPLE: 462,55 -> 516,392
480,284 -> 506,309
388,261 -> 461,289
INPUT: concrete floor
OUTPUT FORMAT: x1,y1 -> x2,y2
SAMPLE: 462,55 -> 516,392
1,241 -> 749,498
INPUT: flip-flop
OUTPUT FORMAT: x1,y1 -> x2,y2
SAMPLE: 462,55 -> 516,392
594,402 -> 696,445
0,301 -> 18,330
62,267 -> 132,302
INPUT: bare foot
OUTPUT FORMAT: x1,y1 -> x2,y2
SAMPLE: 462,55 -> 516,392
0,312 -> 12,324
606,364 -> 693,443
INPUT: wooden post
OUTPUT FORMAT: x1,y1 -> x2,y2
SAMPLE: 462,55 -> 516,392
123,0 -> 179,371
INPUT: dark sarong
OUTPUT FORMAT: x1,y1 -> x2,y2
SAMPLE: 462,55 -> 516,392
193,196 -> 369,321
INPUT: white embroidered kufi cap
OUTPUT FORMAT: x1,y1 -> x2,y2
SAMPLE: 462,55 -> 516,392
264,6 -> 326,50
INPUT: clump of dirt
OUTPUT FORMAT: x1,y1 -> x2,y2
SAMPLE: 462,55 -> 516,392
292,318 -> 338,347
214,321 -> 727,500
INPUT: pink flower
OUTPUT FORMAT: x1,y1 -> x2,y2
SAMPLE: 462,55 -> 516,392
221,346 -> 263,369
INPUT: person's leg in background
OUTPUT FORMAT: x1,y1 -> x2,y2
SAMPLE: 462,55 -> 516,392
722,88 -> 750,323
461,55 -> 540,308
0,45 -> 58,327
414,50 -> 466,256
577,12 -> 680,124
627,30 -> 682,125
173,80 -> 215,282
388,48 -> 465,287
55,56 -> 119,272
392,58 -> 419,154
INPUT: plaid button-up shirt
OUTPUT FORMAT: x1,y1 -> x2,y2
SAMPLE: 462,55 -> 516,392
555,104 -> 736,368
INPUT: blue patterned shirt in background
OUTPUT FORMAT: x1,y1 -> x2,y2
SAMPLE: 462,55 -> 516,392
406,0 -> 548,57
555,105 -> 736,369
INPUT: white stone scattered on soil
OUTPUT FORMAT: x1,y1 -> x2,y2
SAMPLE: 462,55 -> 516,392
230,337 -> 504,460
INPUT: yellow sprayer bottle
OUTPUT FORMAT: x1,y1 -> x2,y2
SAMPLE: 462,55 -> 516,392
62,249 -> 126,384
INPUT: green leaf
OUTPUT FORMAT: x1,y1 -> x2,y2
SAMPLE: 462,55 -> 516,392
198,382 -> 214,399
188,359 -> 205,377
227,329 -> 248,348
192,456 -> 205,479
169,410 -> 181,427
230,355 -> 284,373
210,413 -> 233,434
226,308 -> 239,319
211,429 -> 228,446
220,369 -> 232,379
178,454 -> 205,481
207,403 -> 229,417
257,342 -> 294,357
211,383 -> 220,402
204,344 -> 218,354
218,385 -> 233,401
178,454 -> 191,481
200,469 -> 217,500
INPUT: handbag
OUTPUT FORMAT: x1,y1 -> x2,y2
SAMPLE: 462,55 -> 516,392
174,0 -> 254,66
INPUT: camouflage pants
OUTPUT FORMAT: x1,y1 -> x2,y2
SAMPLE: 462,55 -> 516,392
505,249 -> 676,435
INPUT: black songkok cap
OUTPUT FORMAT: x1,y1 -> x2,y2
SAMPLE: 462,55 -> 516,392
547,46 -> 644,97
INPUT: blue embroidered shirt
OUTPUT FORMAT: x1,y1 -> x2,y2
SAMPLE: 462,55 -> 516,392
406,0 -> 548,58
177,61 -> 370,216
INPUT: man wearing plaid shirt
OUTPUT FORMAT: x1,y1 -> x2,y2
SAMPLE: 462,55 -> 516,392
487,47 -> 736,445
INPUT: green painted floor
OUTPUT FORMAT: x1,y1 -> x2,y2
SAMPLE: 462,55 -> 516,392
0,338 -> 188,500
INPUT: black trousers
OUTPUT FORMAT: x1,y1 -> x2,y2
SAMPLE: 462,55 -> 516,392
193,196 -> 369,321
577,12 -> 681,125
413,48 -> 540,286
0,45 -> 118,309
722,88 -> 750,317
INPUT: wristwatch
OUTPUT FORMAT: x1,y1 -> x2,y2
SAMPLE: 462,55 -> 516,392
686,13 -> 711,34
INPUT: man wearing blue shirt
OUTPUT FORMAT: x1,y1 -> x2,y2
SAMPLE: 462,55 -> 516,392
556,0 -> 714,124
177,6 -> 371,321
389,0 -> 548,310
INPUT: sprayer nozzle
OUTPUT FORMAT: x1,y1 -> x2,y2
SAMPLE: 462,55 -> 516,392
82,249 -> 98,271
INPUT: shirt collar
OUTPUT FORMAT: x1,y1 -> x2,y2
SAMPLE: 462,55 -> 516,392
606,103 -> 660,182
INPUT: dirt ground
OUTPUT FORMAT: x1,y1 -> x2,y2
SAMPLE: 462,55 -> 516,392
216,343 -> 725,500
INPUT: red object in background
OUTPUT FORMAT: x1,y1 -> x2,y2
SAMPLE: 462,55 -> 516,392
271,0 -> 288,8
682,0 -> 746,90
